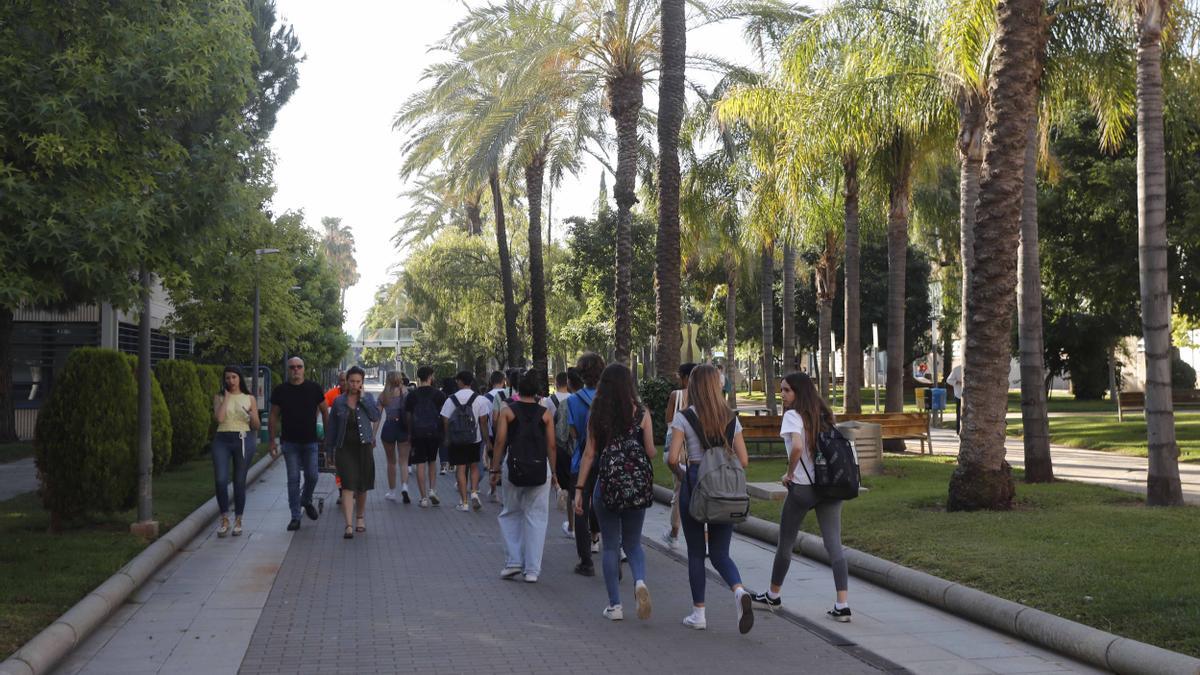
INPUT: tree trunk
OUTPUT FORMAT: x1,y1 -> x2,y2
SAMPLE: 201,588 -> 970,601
760,242 -> 777,415
957,96 -> 985,434
489,169 -> 522,367
136,268 -> 154,524
609,73 -> 644,365
843,155 -> 863,414
465,194 -> 483,236
885,143 -> 913,414
654,0 -> 685,384
817,229 -> 839,400
948,0 -> 1041,511
525,150 -> 549,387
726,266 -> 739,408
782,241 -> 796,375
0,307 -> 15,442
1018,117 -> 1054,483
1136,0 -> 1183,506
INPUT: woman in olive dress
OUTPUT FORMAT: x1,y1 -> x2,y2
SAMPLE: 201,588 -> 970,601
327,366 -> 380,539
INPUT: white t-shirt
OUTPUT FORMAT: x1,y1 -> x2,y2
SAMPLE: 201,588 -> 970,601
780,410 -> 816,486
543,391 -> 569,418
440,389 -> 494,444
946,365 -> 963,400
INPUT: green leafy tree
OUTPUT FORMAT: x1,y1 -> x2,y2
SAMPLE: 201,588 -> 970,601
155,360 -> 209,465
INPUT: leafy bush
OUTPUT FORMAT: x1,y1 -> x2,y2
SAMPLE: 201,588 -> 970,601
156,360 -> 208,465
638,376 -> 674,443
196,364 -> 226,441
35,348 -> 138,525
1173,355 -> 1198,391
123,354 -> 173,475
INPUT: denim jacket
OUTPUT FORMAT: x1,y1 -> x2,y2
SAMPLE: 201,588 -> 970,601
325,393 -> 380,451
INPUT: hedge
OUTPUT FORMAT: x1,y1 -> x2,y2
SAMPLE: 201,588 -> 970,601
638,376 -> 674,443
197,364 -> 226,441
123,354 -> 173,475
156,360 -> 208,465
35,348 -> 138,525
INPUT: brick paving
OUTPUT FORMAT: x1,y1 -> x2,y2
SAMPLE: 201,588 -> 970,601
239,447 -> 881,675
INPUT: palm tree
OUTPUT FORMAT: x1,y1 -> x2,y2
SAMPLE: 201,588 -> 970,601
393,172 -> 487,247
947,0 -> 1044,511
656,0 -> 687,383
320,216 -> 359,309
1130,0 -> 1184,506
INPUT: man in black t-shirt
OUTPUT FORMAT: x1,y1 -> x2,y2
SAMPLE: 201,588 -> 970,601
269,356 -> 330,531
404,365 -> 446,508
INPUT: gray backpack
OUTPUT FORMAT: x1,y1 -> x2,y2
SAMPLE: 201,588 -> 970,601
681,409 -> 749,524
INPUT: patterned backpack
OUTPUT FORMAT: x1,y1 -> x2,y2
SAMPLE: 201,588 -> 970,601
597,406 -> 655,512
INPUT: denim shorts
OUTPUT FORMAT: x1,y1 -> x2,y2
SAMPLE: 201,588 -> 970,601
381,419 -> 408,444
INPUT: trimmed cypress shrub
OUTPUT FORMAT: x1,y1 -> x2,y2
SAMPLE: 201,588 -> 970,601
35,348 -> 138,527
123,354 -> 173,475
156,360 -> 208,465
638,376 -> 674,444
197,364 -> 227,441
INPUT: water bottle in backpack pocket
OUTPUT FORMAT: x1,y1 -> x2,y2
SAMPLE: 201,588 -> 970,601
803,425 -> 860,501
681,409 -> 749,524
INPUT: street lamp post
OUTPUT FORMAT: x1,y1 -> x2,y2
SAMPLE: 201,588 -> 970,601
252,248 -> 280,407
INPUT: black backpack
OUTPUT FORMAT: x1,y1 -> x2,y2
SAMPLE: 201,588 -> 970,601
447,393 -> 480,445
410,390 -> 441,441
801,424 -> 861,500
505,402 -> 548,486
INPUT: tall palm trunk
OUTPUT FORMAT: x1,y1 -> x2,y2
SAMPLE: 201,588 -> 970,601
817,229 -> 839,399
465,193 -> 483,236
0,307 -> 15,442
726,265 -> 739,408
782,241 -> 796,374
843,155 -> 863,413
655,0 -> 685,383
1019,115 -> 1054,483
760,241 -> 777,414
525,148 -> 549,385
1136,0 -> 1183,506
609,73 -> 644,365
885,141 -> 914,414
489,168 -> 522,367
948,0 -> 1042,511
958,95 -> 985,377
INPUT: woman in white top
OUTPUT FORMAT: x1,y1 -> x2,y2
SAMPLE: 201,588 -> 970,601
660,362 -> 695,549
750,372 -> 851,622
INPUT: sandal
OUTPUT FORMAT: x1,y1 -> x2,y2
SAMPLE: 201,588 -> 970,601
343,526 -> 354,539
217,515 -> 230,538
232,517 -> 243,537
355,518 -> 366,533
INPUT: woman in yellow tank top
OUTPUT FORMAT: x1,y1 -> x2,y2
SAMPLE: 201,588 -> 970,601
212,366 -> 260,537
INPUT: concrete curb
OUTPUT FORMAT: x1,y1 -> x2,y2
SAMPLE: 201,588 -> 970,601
0,453 -> 278,675
651,484 -> 1200,675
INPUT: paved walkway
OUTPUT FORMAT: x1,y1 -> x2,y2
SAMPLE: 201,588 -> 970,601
928,427 -> 1200,505
0,458 -> 38,502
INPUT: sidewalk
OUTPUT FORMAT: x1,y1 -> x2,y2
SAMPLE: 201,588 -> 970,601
49,441 -> 1108,675
0,458 -> 38,502
927,427 -> 1200,505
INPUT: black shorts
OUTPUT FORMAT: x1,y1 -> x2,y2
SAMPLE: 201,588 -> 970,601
448,442 -> 480,466
380,419 -> 408,444
410,437 -> 441,463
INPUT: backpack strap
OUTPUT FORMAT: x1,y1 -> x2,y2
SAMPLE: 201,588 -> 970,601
681,408 -> 736,450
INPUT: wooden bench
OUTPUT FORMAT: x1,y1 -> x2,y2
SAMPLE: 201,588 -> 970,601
1117,390 -> 1200,412
740,411 -> 933,455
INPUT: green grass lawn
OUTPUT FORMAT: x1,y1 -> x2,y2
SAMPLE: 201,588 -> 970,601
1006,413 -> 1200,462
655,455 -> 1200,657
0,443 -> 34,464
0,446 -> 267,659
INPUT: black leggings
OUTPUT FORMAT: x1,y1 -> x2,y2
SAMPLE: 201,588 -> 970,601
771,484 -> 848,592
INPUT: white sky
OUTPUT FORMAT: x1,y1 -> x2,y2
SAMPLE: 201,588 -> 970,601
268,0 -> 773,335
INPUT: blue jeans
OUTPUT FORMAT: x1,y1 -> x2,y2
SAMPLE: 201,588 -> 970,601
680,464 -> 742,604
281,441 -> 319,520
212,432 -> 250,516
592,486 -> 647,607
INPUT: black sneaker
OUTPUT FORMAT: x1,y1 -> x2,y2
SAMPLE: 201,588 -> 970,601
286,519 -> 301,531
827,606 -> 852,623
402,490 -> 411,505
303,502 -> 319,521
574,563 -> 595,577
750,592 -> 781,610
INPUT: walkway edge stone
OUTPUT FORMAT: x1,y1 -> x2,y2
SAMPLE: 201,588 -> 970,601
0,453 -> 279,675
650,484 -> 1200,675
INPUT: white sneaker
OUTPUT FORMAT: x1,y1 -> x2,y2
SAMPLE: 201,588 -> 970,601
635,581 -> 652,620
418,497 -> 431,508
470,492 -> 482,510
620,547 -> 628,563
523,573 -> 538,583
736,590 -> 754,634
682,613 -> 707,630
429,490 -> 440,506
660,527 -> 679,549
590,538 -> 600,554
562,521 -> 573,538
500,566 -> 522,579
384,490 -> 396,502
455,503 -> 470,512
603,605 -> 624,621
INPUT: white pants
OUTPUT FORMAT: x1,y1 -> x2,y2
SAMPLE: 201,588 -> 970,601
498,465 -> 552,576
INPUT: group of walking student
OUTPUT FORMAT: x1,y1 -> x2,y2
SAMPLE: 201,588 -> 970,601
208,352 -> 853,630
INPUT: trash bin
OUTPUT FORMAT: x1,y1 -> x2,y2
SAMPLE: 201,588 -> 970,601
930,387 -> 947,411
915,386 -> 929,410
836,420 -> 883,476
259,411 -> 270,445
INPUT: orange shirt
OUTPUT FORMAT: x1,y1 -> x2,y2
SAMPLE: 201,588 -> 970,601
324,386 -> 341,408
